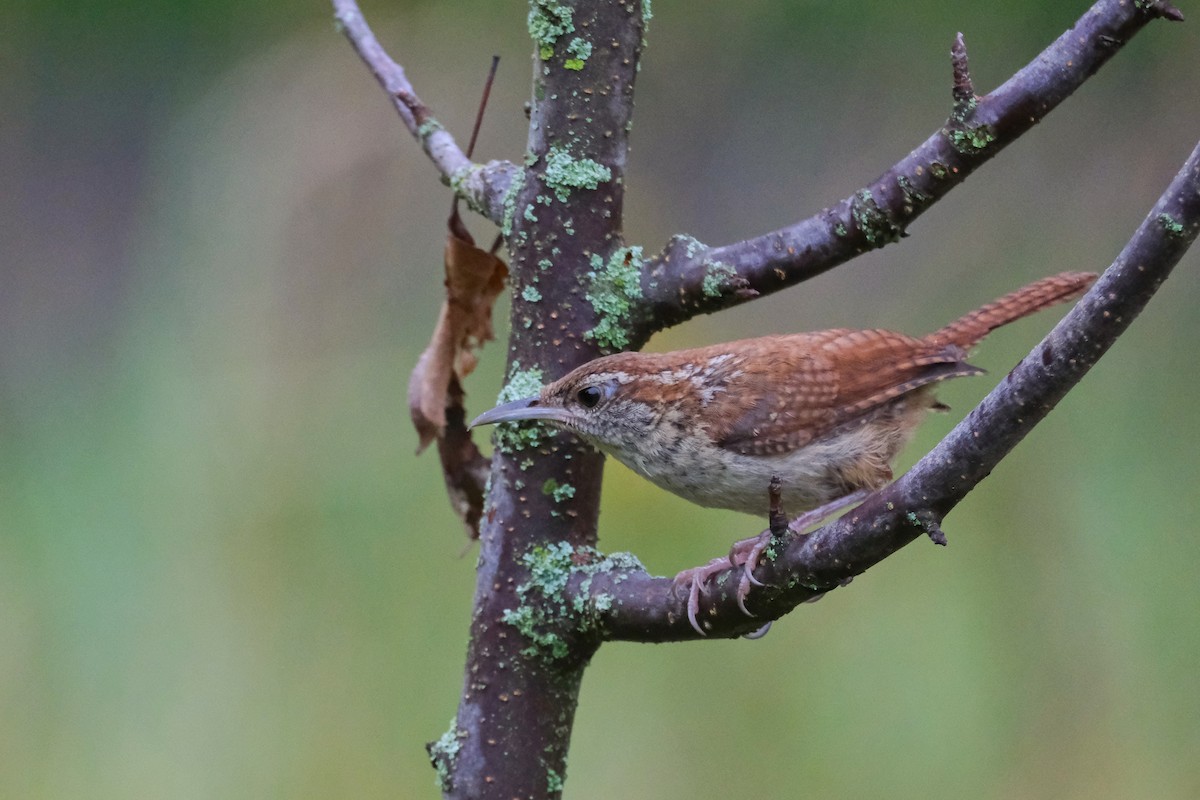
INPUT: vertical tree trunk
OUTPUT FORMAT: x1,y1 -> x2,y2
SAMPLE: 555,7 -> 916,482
434,3 -> 650,798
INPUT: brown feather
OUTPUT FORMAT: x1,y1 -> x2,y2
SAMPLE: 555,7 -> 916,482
927,271 -> 1094,348
706,272 -> 1096,456
712,331 -> 981,455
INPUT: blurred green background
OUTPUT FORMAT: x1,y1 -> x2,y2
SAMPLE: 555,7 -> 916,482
3,0 -> 1199,797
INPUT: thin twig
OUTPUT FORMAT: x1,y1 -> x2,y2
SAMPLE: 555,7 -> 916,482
637,0 -> 1184,340
465,56 -> 500,160
332,0 -> 518,222
950,33 -> 974,107
448,56 -> 501,230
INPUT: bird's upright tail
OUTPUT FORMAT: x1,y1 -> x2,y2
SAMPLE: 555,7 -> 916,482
928,271 -> 1097,349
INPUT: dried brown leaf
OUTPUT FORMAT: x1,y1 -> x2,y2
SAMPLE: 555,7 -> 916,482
437,375 -> 491,540
407,219 -> 508,453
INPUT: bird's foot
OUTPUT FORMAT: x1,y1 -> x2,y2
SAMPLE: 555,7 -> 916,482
673,486 -> 875,635
673,530 -> 777,635
673,476 -> 790,635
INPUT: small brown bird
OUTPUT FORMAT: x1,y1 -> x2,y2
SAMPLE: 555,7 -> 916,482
472,271 -> 1095,631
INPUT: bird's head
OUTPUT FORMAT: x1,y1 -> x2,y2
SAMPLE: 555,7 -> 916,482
469,354 -> 683,454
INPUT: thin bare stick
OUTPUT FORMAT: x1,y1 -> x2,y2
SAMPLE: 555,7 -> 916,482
950,32 -> 974,107
465,56 -> 499,160
449,56 -> 501,229
332,0 -> 518,222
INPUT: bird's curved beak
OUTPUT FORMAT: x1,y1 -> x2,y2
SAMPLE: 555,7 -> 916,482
469,397 -> 572,428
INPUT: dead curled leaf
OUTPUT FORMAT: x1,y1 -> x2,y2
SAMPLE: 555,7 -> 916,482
407,214 -> 508,453
437,375 -> 492,540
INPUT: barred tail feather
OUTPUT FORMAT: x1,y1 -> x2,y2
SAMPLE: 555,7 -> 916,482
928,271 -> 1097,349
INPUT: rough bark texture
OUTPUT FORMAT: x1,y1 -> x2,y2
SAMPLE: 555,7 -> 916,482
436,3 -> 650,798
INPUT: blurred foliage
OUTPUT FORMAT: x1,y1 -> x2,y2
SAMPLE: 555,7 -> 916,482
2,0 -> 1199,797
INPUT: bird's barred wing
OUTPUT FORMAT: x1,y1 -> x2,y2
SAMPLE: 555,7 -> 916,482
713,331 -> 982,456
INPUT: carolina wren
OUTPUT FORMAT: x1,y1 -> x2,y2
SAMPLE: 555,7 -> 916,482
472,271 -> 1096,631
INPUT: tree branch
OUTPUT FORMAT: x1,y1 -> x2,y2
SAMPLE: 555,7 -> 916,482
595,138 -> 1200,641
633,0 -> 1185,341
433,2 -> 651,798
332,0 -> 519,223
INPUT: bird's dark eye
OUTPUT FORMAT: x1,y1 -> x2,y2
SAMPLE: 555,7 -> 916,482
577,386 -> 603,409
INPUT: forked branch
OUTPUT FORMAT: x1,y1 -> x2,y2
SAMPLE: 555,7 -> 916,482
595,140 -> 1200,641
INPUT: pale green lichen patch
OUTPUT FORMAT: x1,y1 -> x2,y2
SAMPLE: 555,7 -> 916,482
567,38 -> 591,58
665,233 -> 707,261
502,543 -> 647,662
500,363 -> 544,404
521,285 -> 542,302
528,0 -> 574,57
1158,212 -> 1186,238
947,123 -> 996,154
563,37 -> 592,70
905,509 -> 947,544
570,549 -> 643,619
850,189 -> 902,246
501,541 -> 575,661
448,164 -> 487,217
500,169 -> 527,238
448,164 -> 480,193
547,768 -> 564,793
701,260 -> 737,298
493,362 -> 550,453
896,175 -> 931,208
502,603 -> 569,661
584,247 -> 644,350
542,478 -> 576,503
950,96 -> 978,124
428,720 -> 467,792
543,145 -> 611,202
417,117 -> 445,141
